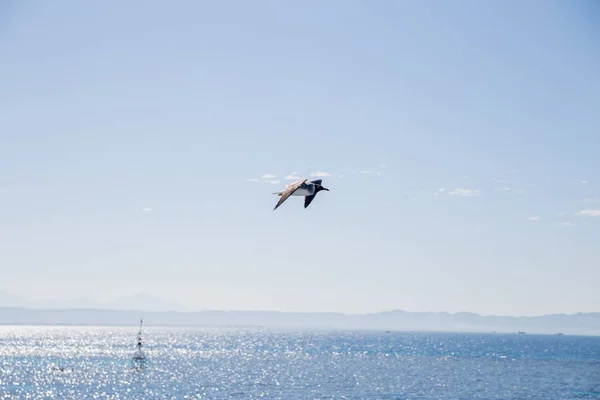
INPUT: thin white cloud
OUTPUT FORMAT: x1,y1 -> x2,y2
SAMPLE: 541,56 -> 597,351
581,180 -> 588,184
448,188 -> 481,197
494,187 -> 525,194
438,188 -> 445,192
494,187 -> 525,195
379,164 -> 387,168
285,174 -> 301,180
142,207 -> 152,212
492,177 -> 509,183
246,177 -> 280,184
360,170 -> 373,174
527,216 -> 540,221
578,209 -> 600,217
337,174 -> 345,179
554,222 -> 576,227
262,174 -> 277,179
309,171 -> 331,177
584,197 -> 599,203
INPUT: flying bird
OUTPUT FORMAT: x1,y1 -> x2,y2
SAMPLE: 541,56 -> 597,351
272,178 -> 329,210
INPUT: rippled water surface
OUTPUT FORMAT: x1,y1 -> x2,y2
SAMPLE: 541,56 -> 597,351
0,326 -> 598,399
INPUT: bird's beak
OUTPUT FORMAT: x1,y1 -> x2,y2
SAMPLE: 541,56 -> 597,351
323,187 -> 329,191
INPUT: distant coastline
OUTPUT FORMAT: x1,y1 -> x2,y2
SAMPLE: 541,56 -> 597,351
0,307 -> 598,336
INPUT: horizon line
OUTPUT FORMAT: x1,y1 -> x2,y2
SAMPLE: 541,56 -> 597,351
0,306 -> 597,319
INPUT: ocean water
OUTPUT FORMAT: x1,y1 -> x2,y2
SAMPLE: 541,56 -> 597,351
0,327 -> 598,399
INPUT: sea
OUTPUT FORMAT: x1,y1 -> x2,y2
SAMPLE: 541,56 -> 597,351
0,326 -> 598,399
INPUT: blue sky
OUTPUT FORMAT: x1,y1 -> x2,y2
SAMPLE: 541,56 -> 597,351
1,1 -> 599,316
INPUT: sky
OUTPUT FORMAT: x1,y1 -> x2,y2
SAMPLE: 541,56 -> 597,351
1,0 -> 599,316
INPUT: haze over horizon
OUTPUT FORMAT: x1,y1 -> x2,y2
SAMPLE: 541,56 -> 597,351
0,291 -> 597,319
2,1 -> 599,317
1,292 -> 599,336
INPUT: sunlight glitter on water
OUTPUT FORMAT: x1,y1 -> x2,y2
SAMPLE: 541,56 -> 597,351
0,326 -> 598,399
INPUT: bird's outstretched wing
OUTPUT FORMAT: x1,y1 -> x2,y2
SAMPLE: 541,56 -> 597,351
304,194 -> 317,209
309,179 -> 322,186
273,178 -> 307,210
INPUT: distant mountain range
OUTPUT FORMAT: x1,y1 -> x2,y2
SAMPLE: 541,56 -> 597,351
0,292 -> 598,335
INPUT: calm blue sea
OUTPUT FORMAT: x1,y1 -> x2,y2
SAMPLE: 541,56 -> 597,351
0,326 -> 598,399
